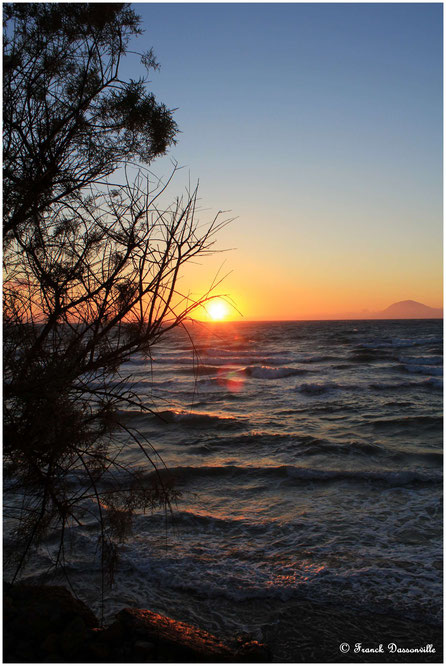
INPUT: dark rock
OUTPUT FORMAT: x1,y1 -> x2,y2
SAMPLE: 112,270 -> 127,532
4,582 -> 98,633
8,644 -> 36,663
40,632 -> 60,655
3,595 -> 15,617
132,640 -> 155,661
3,583 -> 97,663
236,640 -> 272,662
134,639 -> 155,649
98,619 -> 125,644
60,615 -> 88,657
86,641 -> 111,662
116,607 -> 270,662
235,631 -> 253,645
3,583 -> 271,663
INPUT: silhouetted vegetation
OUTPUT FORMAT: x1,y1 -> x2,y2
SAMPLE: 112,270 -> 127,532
3,3 -> 228,592
3,2 -> 177,238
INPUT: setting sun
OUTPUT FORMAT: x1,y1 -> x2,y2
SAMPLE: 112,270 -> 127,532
206,299 -> 229,321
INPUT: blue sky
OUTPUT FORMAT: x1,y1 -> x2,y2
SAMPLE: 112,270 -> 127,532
123,3 -> 442,319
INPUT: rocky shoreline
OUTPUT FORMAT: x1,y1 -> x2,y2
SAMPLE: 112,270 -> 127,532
3,583 -> 269,663
3,582 -> 443,663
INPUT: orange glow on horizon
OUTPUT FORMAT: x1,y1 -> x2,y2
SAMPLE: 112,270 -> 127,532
180,255 -> 441,323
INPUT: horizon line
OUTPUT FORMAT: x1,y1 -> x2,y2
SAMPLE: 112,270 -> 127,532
193,316 -> 444,323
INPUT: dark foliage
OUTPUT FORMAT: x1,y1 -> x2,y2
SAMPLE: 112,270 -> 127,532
3,2 -> 177,238
3,3 -> 229,593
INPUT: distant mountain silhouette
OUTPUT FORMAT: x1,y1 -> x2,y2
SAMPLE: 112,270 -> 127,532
377,300 -> 443,319
293,299 -> 443,321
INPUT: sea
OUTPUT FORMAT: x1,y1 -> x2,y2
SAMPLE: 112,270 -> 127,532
8,319 -> 443,642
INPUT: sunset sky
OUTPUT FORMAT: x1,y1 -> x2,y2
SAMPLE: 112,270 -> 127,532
125,3 -> 442,320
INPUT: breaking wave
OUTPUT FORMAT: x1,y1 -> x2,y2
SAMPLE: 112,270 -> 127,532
244,365 -> 309,379
154,463 -> 441,487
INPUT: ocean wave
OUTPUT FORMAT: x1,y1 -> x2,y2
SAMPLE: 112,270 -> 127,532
152,356 -> 195,365
353,341 -> 390,349
402,364 -> 443,376
176,364 -> 233,375
358,336 -> 442,350
350,348 -> 395,362
421,377 -> 443,390
154,463 -> 441,487
151,410 -> 245,429
244,365 -> 308,379
370,415 -> 442,430
298,355 -> 342,363
283,466 -> 441,485
140,509 -> 274,534
369,380 -> 414,390
189,432 -> 391,460
190,345 -> 252,356
302,439 -> 384,457
391,336 -> 443,347
111,551 -> 442,627
296,381 -> 342,395
369,378 -> 443,391
388,449 -> 443,466
200,348 -> 294,361
147,351 -> 344,370
399,355 -> 443,366
155,351 -> 297,368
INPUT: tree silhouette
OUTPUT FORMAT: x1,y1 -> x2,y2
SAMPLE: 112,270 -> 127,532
3,3 -> 177,238
3,3 -> 228,595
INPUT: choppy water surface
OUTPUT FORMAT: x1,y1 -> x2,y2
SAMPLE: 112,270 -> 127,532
13,320 -> 443,633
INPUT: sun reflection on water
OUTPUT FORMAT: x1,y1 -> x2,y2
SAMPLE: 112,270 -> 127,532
217,366 -> 245,392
